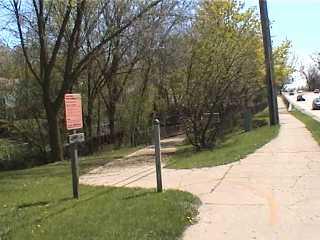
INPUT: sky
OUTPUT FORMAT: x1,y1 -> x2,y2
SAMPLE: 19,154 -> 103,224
245,0 -> 320,68
1,0 -> 319,69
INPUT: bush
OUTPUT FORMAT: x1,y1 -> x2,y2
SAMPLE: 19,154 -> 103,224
0,143 -> 47,171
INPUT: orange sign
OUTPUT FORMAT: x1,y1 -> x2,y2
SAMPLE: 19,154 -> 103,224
64,94 -> 83,130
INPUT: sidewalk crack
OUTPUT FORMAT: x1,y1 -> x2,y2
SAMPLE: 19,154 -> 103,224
210,165 -> 233,193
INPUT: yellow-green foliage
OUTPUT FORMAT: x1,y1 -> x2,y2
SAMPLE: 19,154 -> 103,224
273,40 -> 295,87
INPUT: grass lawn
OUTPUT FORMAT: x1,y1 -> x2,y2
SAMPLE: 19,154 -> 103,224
166,125 -> 279,169
0,146 -> 199,240
291,110 -> 320,144
254,108 -> 270,121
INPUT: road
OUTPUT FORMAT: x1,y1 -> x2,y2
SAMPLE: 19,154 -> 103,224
284,91 -> 320,120
81,98 -> 320,239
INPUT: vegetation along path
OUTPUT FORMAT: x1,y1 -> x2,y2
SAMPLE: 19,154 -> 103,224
80,99 -> 320,239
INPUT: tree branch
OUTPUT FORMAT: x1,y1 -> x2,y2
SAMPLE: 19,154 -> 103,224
12,0 -> 41,84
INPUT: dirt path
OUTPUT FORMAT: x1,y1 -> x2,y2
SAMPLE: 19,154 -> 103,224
80,99 -> 320,240
80,135 -> 186,187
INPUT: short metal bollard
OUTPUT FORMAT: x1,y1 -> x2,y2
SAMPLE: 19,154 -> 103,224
154,119 -> 163,192
244,111 -> 252,132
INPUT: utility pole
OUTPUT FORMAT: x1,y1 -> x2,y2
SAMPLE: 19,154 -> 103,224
259,0 -> 279,125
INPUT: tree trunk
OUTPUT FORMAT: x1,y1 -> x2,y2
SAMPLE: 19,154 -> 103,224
107,104 -> 116,144
46,106 -> 64,162
86,98 -> 94,153
96,96 -> 101,149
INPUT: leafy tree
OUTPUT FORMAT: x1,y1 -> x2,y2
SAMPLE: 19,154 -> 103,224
175,0 -> 266,149
273,40 -> 295,89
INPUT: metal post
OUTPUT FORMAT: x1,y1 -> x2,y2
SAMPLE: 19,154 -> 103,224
259,0 -> 279,125
154,119 -> 163,192
244,111 -> 252,132
71,130 -> 79,199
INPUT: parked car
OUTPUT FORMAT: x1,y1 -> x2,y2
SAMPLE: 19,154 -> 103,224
297,90 -> 303,94
312,97 -> 320,110
297,95 -> 305,101
289,90 -> 295,96
314,89 -> 320,94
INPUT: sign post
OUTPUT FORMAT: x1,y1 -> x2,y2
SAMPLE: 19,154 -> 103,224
64,94 -> 84,199
71,130 -> 79,199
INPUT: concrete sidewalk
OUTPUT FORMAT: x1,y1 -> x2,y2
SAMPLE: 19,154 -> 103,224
81,99 -> 320,239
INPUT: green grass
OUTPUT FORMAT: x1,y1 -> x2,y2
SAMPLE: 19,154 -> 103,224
291,110 -> 320,144
254,107 -> 269,120
0,146 -> 199,240
166,125 -> 279,169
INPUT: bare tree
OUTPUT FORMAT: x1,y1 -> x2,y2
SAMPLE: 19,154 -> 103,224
303,66 -> 320,91
7,0 -> 162,161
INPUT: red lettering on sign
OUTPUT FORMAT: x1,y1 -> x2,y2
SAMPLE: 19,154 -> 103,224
64,94 -> 83,130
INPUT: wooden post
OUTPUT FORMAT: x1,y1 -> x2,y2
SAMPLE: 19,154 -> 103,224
259,0 -> 279,125
71,130 -> 79,199
154,119 -> 163,192
65,93 -> 83,199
